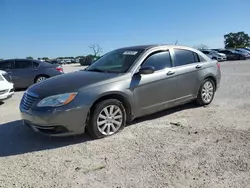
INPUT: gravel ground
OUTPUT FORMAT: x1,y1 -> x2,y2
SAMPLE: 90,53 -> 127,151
0,61 -> 250,188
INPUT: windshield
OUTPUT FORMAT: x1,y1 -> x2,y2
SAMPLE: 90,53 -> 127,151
85,48 -> 145,73
238,49 -> 249,53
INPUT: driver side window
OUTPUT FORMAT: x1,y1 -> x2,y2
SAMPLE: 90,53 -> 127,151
141,51 -> 172,71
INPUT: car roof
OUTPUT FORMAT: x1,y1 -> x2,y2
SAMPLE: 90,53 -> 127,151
116,44 -> 199,51
0,59 -> 43,63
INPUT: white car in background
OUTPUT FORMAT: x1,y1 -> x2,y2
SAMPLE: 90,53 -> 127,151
201,49 -> 227,61
0,70 -> 14,101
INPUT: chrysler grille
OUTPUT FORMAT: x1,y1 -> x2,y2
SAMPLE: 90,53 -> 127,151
21,92 -> 39,111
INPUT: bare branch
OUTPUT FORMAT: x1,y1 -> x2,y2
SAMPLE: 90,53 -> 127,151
89,44 -> 102,56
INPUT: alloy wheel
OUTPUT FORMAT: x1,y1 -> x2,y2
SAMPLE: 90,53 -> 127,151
201,81 -> 214,103
36,77 -> 47,83
97,105 -> 123,135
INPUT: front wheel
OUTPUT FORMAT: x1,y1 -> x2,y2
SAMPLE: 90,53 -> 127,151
87,99 -> 126,139
196,78 -> 215,106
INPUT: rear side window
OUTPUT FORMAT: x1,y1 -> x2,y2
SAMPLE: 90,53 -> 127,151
33,62 -> 39,68
142,51 -> 172,71
198,55 -> 206,62
0,61 -> 12,69
174,49 -> 199,67
14,60 -> 33,69
202,51 -> 209,54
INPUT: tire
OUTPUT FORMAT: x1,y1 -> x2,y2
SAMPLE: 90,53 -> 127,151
87,99 -> 126,139
35,75 -> 48,83
240,56 -> 246,60
212,57 -> 217,60
196,78 -> 215,106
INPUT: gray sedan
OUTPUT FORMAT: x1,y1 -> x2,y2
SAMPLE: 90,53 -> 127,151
0,59 -> 64,89
20,45 -> 221,138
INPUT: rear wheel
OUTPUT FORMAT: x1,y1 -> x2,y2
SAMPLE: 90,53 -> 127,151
87,99 -> 126,138
35,76 -> 48,83
196,78 -> 215,106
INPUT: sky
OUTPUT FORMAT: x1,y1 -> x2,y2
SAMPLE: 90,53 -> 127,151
1,0 -> 250,59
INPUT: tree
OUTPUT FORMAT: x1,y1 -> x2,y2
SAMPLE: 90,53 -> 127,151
89,44 -> 102,57
26,56 -> 33,60
224,31 -> 250,48
42,57 -> 49,61
193,44 -> 208,50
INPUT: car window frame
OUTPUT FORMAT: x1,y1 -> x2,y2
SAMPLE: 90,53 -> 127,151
140,50 -> 173,73
33,61 -> 40,69
172,48 -> 201,67
0,60 -> 14,70
13,60 -> 34,70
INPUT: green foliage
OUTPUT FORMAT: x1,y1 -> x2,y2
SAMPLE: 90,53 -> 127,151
42,57 -> 49,61
224,31 -> 250,48
26,56 -> 33,60
0,58 -> 3,61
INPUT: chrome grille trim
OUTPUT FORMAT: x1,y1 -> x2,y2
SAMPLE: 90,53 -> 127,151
20,91 -> 39,111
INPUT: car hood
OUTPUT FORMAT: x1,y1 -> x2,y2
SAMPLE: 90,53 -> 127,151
0,70 -> 6,74
217,53 -> 226,56
28,70 -> 121,98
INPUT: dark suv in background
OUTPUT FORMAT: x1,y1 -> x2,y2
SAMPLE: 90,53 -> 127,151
0,59 -> 64,89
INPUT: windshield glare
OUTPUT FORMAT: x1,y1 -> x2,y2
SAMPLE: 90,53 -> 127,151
86,49 -> 144,73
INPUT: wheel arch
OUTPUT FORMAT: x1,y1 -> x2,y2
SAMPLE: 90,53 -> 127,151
89,92 -> 133,123
204,75 -> 217,90
34,74 -> 50,83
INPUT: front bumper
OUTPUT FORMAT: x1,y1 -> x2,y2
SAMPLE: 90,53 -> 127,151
217,57 -> 227,61
20,105 -> 89,137
0,87 -> 14,101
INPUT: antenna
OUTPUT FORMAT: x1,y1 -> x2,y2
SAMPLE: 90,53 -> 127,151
175,40 -> 178,45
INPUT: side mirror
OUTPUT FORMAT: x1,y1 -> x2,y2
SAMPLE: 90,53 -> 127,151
139,66 -> 155,75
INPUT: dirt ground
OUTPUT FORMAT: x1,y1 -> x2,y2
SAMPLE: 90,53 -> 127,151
0,61 -> 250,188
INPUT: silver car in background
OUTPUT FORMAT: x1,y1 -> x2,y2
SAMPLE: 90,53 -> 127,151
20,45 -> 221,138
201,49 -> 227,61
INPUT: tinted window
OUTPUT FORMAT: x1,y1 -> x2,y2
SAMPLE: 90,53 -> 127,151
33,62 -> 39,68
14,60 -> 33,69
220,50 -> 230,54
86,48 -> 144,73
202,51 -> 209,54
174,49 -> 197,66
0,61 -> 12,69
142,51 -> 172,71
198,55 -> 206,62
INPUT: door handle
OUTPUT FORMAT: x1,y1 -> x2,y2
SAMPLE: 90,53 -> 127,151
196,65 -> 202,69
166,71 -> 175,76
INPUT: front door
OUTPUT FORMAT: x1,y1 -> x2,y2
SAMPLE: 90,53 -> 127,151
131,50 -> 179,117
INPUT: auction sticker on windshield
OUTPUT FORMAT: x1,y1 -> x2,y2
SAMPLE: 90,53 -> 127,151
123,51 -> 138,55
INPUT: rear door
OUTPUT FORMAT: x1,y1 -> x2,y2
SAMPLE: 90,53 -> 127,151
220,50 -> 234,60
0,60 -> 13,73
11,60 -> 38,88
172,48 -> 205,101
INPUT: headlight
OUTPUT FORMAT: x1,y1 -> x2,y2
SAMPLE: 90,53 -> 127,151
37,92 -> 77,107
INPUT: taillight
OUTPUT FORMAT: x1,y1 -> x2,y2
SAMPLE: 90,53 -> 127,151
216,62 -> 220,70
56,67 -> 64,73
